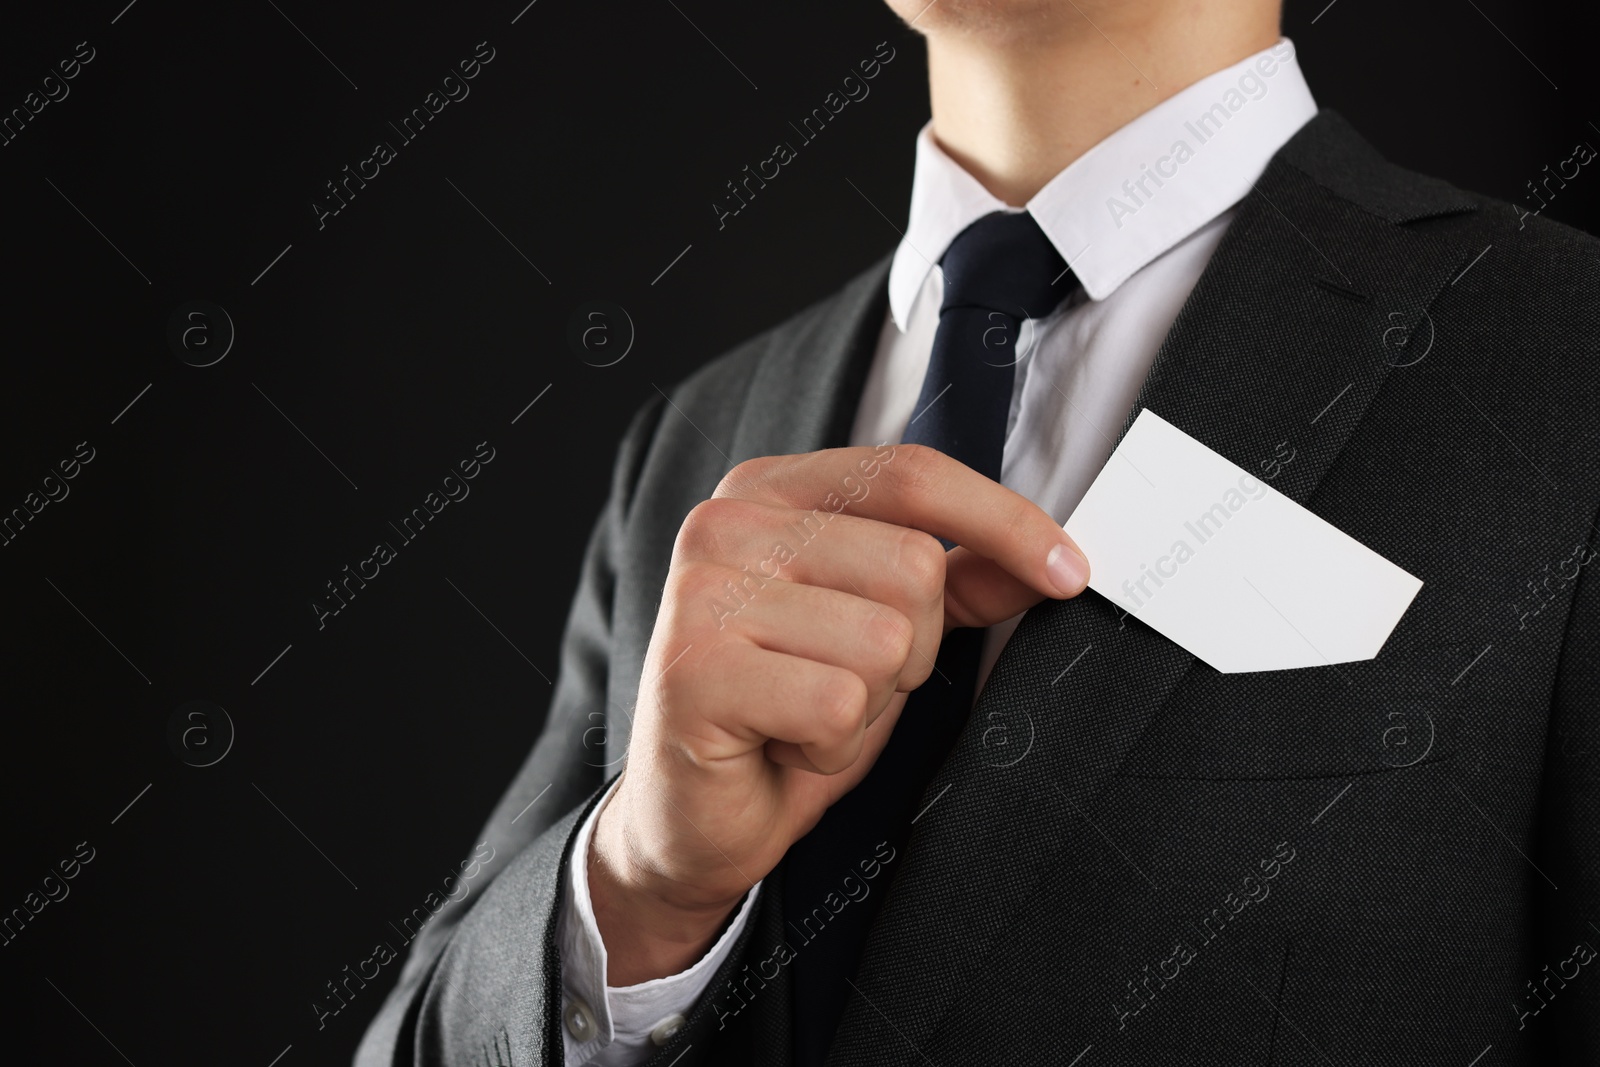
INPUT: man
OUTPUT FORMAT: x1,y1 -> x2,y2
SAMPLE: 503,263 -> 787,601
357,0 -> 1600,1063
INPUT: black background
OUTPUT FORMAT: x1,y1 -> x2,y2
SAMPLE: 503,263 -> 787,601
0,0 -> 1594,1062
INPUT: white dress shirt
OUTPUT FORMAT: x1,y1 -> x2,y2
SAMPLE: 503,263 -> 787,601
555,38 -> 1317,1066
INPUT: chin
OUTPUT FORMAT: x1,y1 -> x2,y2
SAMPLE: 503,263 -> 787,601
885,0 -> 1110,39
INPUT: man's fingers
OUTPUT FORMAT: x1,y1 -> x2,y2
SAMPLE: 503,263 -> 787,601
943,548 -> 1053,631
715,444 -> 1089,599
766,690 -> 908,782
687,572 -> 917,705
673,498 -> 945,687
667,642 -> 871,774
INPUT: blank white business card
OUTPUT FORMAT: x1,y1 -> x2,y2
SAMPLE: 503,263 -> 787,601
1064,409 -> 1422,673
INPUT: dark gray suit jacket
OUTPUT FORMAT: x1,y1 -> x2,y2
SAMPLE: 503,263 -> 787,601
355,111 -> 1600,1066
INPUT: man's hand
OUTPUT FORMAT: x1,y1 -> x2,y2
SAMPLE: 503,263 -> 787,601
588,444 -> 1089,985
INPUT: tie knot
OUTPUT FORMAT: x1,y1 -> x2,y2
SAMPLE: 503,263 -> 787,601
939,210 -> 1072,319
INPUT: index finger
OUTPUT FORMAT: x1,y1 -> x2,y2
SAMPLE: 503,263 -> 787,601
712,444 -> 1089,600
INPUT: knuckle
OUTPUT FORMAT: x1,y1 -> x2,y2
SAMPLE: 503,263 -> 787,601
894,528 -> 947,602
674,498 -> 742,560
814,669 -> 869,741
1003,492 -> 1040,539
859,606 -> 914,670
884,443 -> 943,501
713,455 -> 776,499
652,645 -> 732,755
665,562 -> 737,632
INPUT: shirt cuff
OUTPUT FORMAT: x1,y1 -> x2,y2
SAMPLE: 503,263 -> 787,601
556,776 -> 762,1067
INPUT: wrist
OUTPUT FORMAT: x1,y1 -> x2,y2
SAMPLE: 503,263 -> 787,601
588,784 -> 746,987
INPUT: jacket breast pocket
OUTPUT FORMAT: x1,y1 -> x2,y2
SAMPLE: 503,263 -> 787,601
1114,641 -> 1471,781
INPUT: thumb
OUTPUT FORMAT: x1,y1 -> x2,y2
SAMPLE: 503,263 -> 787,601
942,541 -> 1090,633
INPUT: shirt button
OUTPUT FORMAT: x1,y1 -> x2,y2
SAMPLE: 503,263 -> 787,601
563,996 -> 597,1042
650,1013 -> 687,1047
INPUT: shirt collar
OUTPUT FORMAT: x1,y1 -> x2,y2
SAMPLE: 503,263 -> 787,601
887,37 -> 1317,329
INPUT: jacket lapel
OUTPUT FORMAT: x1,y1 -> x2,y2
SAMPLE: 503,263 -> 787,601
827,110 -> 1482,1065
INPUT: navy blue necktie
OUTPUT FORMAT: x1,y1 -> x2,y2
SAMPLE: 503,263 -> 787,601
782,211 -> 1072,1065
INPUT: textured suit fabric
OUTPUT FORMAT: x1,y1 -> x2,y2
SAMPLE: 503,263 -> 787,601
354,110 -> 1600,1067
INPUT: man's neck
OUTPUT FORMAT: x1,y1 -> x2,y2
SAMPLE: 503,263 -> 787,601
925,5 -> 1282,205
